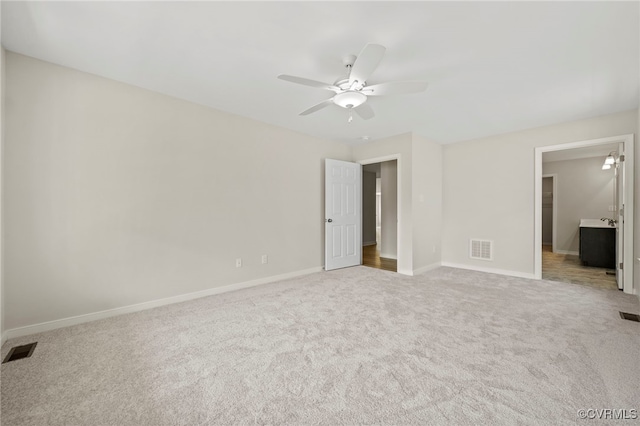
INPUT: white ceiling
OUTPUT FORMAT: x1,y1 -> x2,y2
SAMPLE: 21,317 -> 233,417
2,1 -> 638,145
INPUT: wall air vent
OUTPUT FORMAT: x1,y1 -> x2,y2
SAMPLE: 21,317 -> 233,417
470,239 -> 492,261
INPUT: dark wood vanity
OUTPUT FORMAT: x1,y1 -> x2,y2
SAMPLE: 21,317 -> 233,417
579,220 -> 616,269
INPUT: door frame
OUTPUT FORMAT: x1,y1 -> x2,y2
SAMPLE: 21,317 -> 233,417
357,154 -> 407,274
534,134 -> 634,294
541,174 -> 558,252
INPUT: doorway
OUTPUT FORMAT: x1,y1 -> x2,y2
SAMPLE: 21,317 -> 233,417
362,160 -> 397,272
541,175 -> 556,251
534,134 -> 634,294
540,163 -> 617,289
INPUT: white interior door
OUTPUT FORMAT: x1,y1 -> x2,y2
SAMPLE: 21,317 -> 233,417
325,159 -> 361,271
615,143 -> 624,290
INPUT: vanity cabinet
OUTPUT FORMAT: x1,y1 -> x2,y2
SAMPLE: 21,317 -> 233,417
579,226 -> 615,269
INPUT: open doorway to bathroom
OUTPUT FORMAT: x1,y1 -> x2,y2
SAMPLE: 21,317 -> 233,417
540,143 -> 621,290
362,161 -> 397,272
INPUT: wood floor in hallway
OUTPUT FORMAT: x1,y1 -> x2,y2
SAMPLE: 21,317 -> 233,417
362,244 -> 397,272
542,245 -> 617,290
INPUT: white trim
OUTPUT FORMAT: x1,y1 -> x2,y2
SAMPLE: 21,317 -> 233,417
534,134 -> 634,294
358,154 -> 402,165
357,154 -> 407,275
362,241 -> 377,246
553,249 -> 579,256
413,262 -> 442,275
379,253 -> 398,260
4,267 -> 322,340
541,173 -> 558,252
441,262 -> 536,279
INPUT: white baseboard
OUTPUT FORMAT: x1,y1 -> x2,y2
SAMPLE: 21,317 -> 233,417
397,268 -> 413,276
413,262 -> 442,275
4,267 -> 322,341
380,253 -> 398,260
440,262 -> 536,279
553,249 -> 579,256
362,241 -> 377,247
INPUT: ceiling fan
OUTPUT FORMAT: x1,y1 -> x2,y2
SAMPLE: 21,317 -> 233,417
278,43 -> 428,121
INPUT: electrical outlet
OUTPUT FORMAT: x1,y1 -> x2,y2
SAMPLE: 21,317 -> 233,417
262,254 -> 268,264
608,205 -> 616,212
235,258 -> 242,268
432,245 -> 437,253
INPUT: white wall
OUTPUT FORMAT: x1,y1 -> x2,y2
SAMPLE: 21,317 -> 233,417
352,133 -> 413,274
0,45 -> 4,343
541,177 -> 553,245
636,106 -> 640,299
4,52 -> 351,331
362,171 -> 376,245
0,7 -> 4,416
380,161 -> 398,259
543,157 -> 614,254
1,40 -> 5,343
5,50 -> 639,335
411,134 -> 443,271
352,132 -> 443,274
442,109 -> 638,277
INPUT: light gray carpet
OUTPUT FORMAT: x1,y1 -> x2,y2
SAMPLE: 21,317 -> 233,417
1,266 -> 639,425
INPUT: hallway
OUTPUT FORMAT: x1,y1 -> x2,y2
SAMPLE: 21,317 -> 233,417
362,244 -> 397,272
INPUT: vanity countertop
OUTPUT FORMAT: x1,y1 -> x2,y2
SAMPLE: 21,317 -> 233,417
580,219 -> 616,228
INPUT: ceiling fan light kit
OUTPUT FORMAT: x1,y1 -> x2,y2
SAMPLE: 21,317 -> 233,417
278,43 -> 428,121
334,91 -> 367,109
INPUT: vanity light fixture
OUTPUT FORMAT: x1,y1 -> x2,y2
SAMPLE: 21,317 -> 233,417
602,151 -> 617,170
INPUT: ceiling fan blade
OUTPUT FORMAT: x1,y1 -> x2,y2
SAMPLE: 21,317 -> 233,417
354,103 -> 375,120
299,98 -> 335,116
349,44 -> 386,87
362,81 -> 428,96
278,75 -> 339,92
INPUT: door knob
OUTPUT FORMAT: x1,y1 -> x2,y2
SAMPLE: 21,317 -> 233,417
326,219 -> 333,223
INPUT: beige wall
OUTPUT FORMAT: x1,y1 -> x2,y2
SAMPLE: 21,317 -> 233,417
412,134 -> 442,271
442,110 -> 638,277
543,157 -> 615,254
352,133 -> 413,274
4,53 -> 350,330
